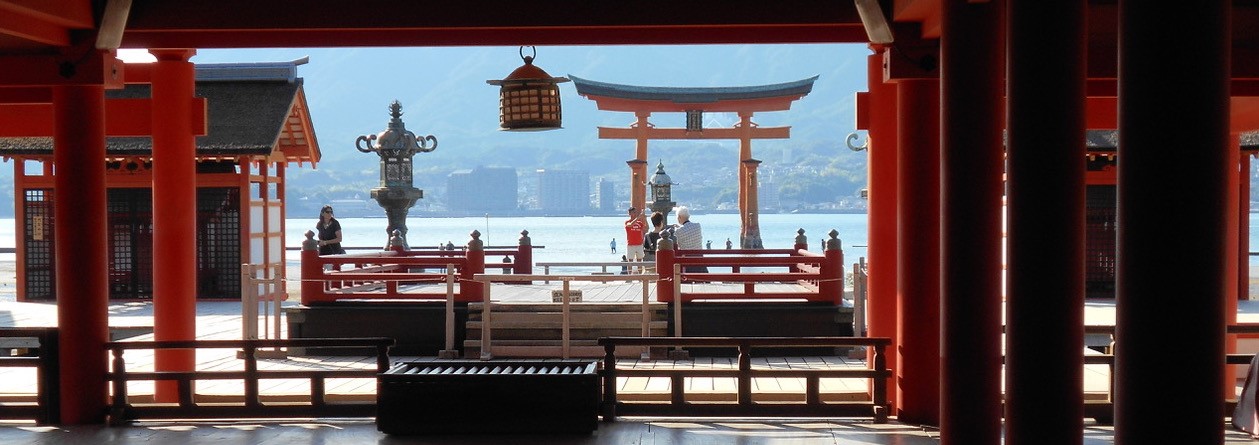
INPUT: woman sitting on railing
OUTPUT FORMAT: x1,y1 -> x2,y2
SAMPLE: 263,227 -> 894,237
316,205 -> 345,255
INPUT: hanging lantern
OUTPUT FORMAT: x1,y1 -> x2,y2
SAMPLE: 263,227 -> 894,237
486,46 -> 570,131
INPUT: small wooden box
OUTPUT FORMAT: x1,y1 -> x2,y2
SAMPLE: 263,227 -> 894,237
551,289 -> 583,302
377,360 -> 599,434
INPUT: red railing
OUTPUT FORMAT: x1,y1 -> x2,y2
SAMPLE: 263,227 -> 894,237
655,230 -> 844,304
300,230 -> 536,304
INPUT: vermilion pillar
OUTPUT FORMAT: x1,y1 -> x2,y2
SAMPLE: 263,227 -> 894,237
895,78 -> 939,426
150,49 -> 199,401
630,112 -> 651,212
1226,133 -> 1240,401
940,1 -> 1004,443
54,84 -> 109,424
1115,3 -> 1228,443
1006,0 -> 1086,443
864,50 -> 899,409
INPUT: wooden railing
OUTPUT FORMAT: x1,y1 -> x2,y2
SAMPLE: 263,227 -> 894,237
474,273 -> 657,359
0,327 -> 59,424
106,337 -> 393,425
1020,323 -> 1259,423
299,230 -> 540,304
653,230 -> 845,304
598,336 -> 891,423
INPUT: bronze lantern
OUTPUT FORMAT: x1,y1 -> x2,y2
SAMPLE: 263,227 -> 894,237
486,46 -> 570,131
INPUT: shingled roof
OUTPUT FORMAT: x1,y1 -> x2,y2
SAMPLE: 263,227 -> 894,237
0,60 -> 319,161
1086,129 -> 1259,150
570,75 -> 818,104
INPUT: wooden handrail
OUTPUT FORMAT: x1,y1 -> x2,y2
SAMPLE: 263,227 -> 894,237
106,337 -> 393,424
0,327 -> 59,425
598,336 -> 889,423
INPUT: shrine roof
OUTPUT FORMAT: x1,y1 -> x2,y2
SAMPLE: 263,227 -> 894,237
0,60 -> 319,162
1086,130 -> 1259,150
570,75 -> 818,105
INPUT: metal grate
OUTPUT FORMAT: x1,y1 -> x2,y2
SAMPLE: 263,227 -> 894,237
107,188 -> 153,300
22,189 -> 55,301
195,188 -> 240,299
1085,185 -> 1117,299
388,362 -> 595,375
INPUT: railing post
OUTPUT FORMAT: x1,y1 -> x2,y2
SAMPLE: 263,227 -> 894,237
241,264 -> 258,340
514,229 -> 533,280
602,342 -> 618,422
819,229 -> 843,304
462,230 -> 485,302
656,237 -> 675,303
243,344 -> 260,408
108,347 -> 127,425
562,279 -> 572,359
300,231 -> 325,305
791,228 -> 807,273
438,265 -> 459,359
38,329 -> 59,425
737,341 -> 752,406
872,341 -> 889,423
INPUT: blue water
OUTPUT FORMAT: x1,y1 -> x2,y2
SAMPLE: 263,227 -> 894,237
286,213 -> 869,267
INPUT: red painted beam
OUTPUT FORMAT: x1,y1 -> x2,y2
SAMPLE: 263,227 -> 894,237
0,98 -> 208,137
597,126 -> 790,140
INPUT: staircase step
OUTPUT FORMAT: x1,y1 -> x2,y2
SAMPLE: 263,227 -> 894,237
468,302 -> 667,313
466,320 -> 668,330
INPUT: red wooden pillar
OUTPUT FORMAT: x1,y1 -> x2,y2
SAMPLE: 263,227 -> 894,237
863,50 -> 900,409
1226,133 -> 1241,401
150,49 -> 198,402
1006,0 -> 1086,443
895,78 -> 939,426
819,233 -> 843,305
940,1 -> 1004,443
461,231 -> 485,302
53,84 -> 109,424
514,230 -> 533,277
1115,3 -> 1228,443
300,244 -> 326,305
655,238 -> 676,303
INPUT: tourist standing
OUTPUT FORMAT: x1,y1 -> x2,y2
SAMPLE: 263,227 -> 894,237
726,238 -> 733,249
610,238 -> 617,254
316,205 -> 345,255
624,207 -> 646,261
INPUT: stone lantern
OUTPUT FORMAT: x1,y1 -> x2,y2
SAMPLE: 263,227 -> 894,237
355,101 -> 437,249
647,161 -> 675,225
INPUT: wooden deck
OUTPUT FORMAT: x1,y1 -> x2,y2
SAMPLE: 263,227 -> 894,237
0,284 -> 1127,406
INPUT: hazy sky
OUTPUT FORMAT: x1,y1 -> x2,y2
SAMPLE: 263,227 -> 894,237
119,44 -> 871,165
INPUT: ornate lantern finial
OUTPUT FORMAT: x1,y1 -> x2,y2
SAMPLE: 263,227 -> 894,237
486,46 -> 570,131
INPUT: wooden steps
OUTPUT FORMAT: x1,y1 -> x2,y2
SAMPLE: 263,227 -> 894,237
464,302 -> 669,358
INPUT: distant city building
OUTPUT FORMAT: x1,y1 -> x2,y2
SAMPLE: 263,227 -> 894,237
598,178 -> 615,212
536,169 -> 590,214
760,181 -> 781,212
447,166 -> 518,214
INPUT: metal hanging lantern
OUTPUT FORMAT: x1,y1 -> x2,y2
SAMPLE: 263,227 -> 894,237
486,46 -> 570,131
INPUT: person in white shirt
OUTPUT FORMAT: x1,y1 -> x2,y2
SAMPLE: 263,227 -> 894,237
671,206 -> 707,273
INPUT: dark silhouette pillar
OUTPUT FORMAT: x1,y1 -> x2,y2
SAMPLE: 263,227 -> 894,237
1005,0 -> 1086,443
895,77 -> 939,426
53,83 -> 109,424
1115,3 -> 1228,443
939,1 -> 1004,443
863,50 -> 900,410
150,48 -> 199,402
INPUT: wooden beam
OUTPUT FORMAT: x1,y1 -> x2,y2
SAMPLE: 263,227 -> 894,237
0,52 -> 124,86
597,126 -> 790,140
0,97 -> 208,137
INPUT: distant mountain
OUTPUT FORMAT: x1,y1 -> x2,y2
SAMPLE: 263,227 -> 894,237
0,44 -> 877,217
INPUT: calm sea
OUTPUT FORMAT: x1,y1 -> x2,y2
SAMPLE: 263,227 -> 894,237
286,213 -> 871,269
0,213 -> 1258,267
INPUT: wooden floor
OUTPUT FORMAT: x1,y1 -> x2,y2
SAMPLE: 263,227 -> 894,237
3,286 -> 1259,442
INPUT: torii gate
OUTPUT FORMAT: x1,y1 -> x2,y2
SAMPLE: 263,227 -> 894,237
571,76 -> 816,248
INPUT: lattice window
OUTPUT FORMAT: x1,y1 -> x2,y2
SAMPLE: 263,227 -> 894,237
108,188 -> 153,300
196,188 -> 240,299
1085,185 -> 1117,299
22,189 -> 54,301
